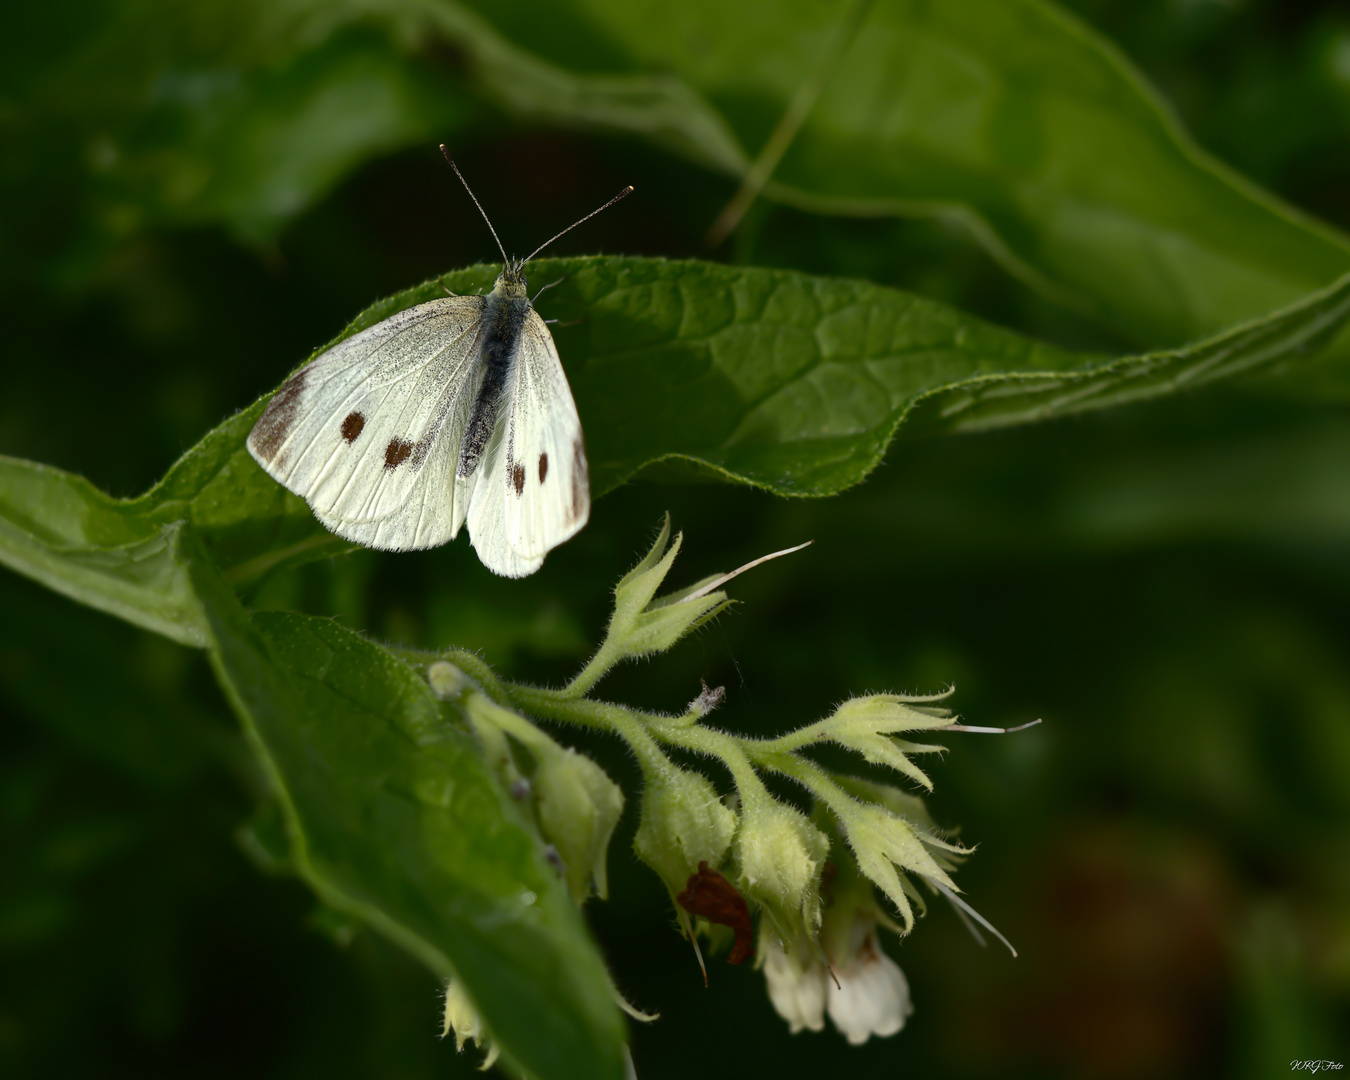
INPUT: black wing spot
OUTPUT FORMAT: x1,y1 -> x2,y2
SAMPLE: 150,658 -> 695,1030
250,367 -> 309,464
341,412 -> 364,442
538,452 -> 549,483
512,462 -> 526,496
384,438 -> 413,468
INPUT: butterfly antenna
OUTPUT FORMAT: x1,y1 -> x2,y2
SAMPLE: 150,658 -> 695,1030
440,145 -> 510,269
520,185 -> 634,267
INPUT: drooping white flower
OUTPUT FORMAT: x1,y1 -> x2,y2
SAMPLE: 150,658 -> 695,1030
761,930 -> 826,1034
760,846 -> 918,1046
825,927 -> 913,1045
761,920 -> 912,1045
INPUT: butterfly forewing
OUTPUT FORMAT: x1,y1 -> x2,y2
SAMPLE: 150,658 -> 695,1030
248,296 -> 484,536
310,397 -> 477,551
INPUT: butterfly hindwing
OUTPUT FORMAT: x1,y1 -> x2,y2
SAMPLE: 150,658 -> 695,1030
467,308 -> 589,577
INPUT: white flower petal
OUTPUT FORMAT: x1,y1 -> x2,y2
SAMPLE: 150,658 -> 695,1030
826,934 -> 913,1045
762,935 -> 827,1033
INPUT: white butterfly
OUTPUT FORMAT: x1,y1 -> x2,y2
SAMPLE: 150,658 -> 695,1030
246,147 -> 631,577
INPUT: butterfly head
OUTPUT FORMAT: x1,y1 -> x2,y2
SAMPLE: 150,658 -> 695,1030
493,264 -> 529,299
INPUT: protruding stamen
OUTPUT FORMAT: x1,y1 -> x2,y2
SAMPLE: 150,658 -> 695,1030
932,880 -> 1018,957
936,718 -> 1042,734
679,540 -> 813,603
677,907 -> 709,987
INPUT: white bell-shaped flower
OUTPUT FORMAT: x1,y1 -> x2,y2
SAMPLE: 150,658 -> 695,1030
825,927 -> 913,1045
761,931 -> 826,1034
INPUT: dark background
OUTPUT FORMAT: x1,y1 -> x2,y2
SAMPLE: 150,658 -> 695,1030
3,1 -> 1349,1077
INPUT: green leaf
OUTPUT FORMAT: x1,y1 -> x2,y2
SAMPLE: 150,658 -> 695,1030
127,408 -> 347,583
21,0 -> 1350,348
5,256 -> 1350,641
0,459 -> 206,646
188,551 -> 627,1080
15,2 -> 474,250
448,0 -> 1350,344
325,256 -> 1350,497
0,405 -> 345,645
165,33 -> 473,243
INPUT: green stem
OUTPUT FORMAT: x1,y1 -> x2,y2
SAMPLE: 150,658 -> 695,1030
511,682 -> 867,826
705,0 -> 878,246
650,716 -> 863,825
443,649 -> 508,699
748,745 -> 859,821
561,637 -> 623,698
465,691 -> 555,752
758,718 -> 830,754
507,684 -> 675,779
515,684 -> 774,807
644,719 -> 772,809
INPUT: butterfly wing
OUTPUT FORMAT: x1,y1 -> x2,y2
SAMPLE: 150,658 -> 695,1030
248,296 -> 485,550
466,308 -> 589,577
309,396 -> 477,550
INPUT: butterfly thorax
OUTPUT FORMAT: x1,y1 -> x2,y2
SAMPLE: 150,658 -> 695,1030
457,273 -> 532,477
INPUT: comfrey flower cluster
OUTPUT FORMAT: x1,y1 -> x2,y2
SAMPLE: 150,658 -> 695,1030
423,517 -> 1033,1063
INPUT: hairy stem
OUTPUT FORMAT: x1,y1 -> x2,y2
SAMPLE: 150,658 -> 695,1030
642,718 -> 773,810
560,637 -> 624,698
506,684 -> 675,779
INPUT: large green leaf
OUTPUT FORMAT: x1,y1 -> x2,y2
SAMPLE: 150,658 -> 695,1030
4,256 -> 1350,636
248,255 -> 1350,499
448,0 -> 1350,345
0,413 -> 342,645
189,553 -> 627,1080
550,257 -> 1350,494
14,1 -> 474,250
20,0 -> 1350,348
0,461 -> 206,646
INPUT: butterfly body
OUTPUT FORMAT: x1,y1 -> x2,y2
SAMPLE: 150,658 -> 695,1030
458,271 -> 529,481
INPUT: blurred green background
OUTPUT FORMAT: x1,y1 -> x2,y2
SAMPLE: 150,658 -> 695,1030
3,0 -> 1349,1077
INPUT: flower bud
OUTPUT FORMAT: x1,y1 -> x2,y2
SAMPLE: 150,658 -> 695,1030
607,516 -> 729,662
633,765 -> 737,898
820,694 -> 955,791
571,517 -> 810,696
426,660 -> 468,700
734,797 -> 829,940
533,745 -> 624,901
460,693 -> 624,902
441,978 -> 499,1069
837,797 -> 961,931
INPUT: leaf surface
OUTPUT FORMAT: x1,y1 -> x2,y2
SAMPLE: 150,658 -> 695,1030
190,554 -> 628,1080
444,0 -> 1350,343
5,256 -> 1350,628
22,0 -> 1350,348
